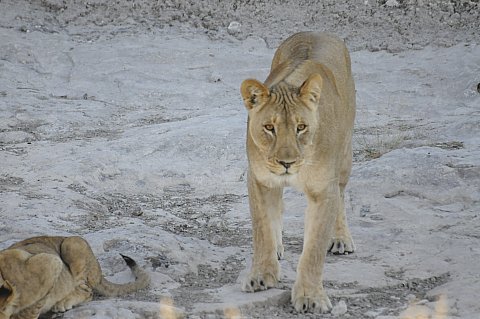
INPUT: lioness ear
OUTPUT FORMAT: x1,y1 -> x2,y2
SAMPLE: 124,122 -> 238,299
240,79 -> 269,110
300,74 -> 323,105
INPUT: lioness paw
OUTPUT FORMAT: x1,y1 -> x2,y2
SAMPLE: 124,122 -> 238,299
291,285 -> 332,313
242,270 -> 279,292
328,235 -> 355,255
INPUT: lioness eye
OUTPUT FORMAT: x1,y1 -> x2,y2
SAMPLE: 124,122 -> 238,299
297,124 -> 307,132
264,124 -> 275,132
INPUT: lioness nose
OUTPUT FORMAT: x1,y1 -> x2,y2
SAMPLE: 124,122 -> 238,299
278,160 -> 295,169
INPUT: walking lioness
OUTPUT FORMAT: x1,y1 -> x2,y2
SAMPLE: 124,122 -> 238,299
240,32 -> 356,313
0,236 -> 150,319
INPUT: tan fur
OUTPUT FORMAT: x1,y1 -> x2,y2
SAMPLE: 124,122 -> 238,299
240,32 -> 356,313
0,236 -> 150,319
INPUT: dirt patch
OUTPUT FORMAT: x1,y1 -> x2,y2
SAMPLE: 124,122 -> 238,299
0,175 -> 24,192
240,273 -> 451,318
3,0 -> 478,52
70,190 -> 248,247
354,122 -> 467,161
171,254 -> 246,311
430,141 -> 464,150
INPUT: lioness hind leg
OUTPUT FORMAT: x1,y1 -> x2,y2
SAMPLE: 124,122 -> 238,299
51,283 -> 93,313
328,186 -> 355,254
272,199 -> 285,260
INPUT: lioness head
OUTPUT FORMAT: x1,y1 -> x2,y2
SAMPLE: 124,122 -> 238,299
241,74 -> 323,176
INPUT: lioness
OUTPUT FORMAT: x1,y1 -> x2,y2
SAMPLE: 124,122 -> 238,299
240,32 -> 356,313
0,236 -> 150,319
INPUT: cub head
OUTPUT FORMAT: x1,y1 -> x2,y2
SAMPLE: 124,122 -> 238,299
0,249 -> 49,319
241,74 -> 323,176
0,278 -> 16,319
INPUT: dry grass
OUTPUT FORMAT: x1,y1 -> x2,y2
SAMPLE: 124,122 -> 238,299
158,297 -> 244,319
354,126 -> 409,160
400,294 -> 449,319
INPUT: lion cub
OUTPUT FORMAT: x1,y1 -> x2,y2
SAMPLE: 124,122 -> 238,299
0,236 -> 150,319
240,32 -> 356,313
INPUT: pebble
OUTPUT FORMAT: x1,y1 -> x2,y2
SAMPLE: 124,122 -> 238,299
208,71 -> 222,83
365,310 -> 381,318
416,299 -> 429,305
227,21 -> 241,35
331,300 -> 348,316
360,205 -> 370,217
385,0 -> 399,7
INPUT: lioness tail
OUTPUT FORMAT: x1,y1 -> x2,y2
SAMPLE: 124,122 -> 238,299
94,254 -> 150,297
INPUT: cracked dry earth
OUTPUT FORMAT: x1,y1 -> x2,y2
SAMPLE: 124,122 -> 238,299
1,0 -> 480,318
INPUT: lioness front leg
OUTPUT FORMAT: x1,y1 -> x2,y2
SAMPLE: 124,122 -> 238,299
242,177 -> 283,292
292,186 -> 338,313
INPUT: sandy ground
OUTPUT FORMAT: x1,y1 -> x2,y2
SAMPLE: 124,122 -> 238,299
0,0 -> 479,318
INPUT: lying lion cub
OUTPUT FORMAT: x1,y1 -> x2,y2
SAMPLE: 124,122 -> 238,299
240,32 -> 356,313
0,236 -> 150,319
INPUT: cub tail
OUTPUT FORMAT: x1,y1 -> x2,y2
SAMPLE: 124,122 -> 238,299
94,254 -> 150,297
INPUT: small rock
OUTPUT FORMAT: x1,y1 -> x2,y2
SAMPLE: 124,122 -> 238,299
227,21 -> 241,35
385,0 -> 399,7
331,300 -> 347,316
416,299 -> 429,305
208,71 -> 222,83
209,217 -> 226,228
360,204 -> 370,217
131,209 -> 143,217
364,310 -> 380,318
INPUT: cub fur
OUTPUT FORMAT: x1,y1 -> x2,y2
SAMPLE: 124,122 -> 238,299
240,32 -> 356,313
0,236 -> 150,319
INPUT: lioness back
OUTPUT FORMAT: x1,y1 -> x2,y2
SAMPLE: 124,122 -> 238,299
266,32 -> 354,106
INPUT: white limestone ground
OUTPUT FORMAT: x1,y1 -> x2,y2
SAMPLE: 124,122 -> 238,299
0,1 -> 479,318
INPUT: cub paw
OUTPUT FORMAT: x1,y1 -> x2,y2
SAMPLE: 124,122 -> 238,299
328,235 -> 355,255
242,272 -> 279,292
51,302 -> 69,313
291,284 -> 332,313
